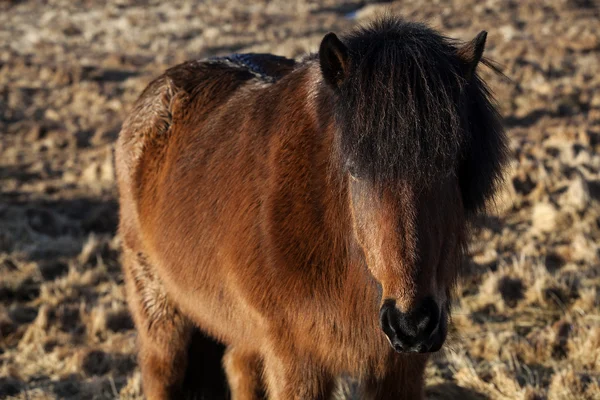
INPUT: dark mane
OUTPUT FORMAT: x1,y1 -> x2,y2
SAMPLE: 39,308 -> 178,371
331,16 -> 507,210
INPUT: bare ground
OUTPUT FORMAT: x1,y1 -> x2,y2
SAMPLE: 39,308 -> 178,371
0,0 -> 599,399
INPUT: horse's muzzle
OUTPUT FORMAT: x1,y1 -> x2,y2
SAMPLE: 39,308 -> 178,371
379,297 -> 446,353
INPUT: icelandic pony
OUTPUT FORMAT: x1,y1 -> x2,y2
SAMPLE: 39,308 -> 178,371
115,16 -> 507,400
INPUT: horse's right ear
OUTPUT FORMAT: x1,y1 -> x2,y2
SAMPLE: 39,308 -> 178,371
319,32 -> 349,89
457,31 -> 487,80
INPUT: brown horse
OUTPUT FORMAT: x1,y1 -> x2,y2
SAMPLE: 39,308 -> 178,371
115,16 -> 507,400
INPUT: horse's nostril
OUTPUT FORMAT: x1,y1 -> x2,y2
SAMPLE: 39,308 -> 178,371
379,297 -> 444,354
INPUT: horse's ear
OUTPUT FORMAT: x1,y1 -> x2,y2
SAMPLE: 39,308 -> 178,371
457,31 -> 487,80
319,32 -> 349,89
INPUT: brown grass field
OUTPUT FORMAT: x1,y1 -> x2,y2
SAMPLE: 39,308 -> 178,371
0,0 -> 599,399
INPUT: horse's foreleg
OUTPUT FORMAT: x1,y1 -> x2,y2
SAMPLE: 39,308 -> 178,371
137,326 -> 191,400
223,347 -> 263,400
261,348 -> 334,400
123,249 -> 192,400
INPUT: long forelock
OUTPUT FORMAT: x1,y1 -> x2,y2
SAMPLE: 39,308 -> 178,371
335,17 -> 470,187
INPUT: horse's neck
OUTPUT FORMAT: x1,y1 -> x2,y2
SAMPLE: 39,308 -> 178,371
294,66 -> 366,285
257,63 -> 377,310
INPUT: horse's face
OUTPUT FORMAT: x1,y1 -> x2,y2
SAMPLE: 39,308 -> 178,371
320,26 -> 505,353
347,176 -> 464,353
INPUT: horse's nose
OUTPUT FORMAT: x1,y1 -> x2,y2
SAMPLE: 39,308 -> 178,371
379,296 -> 443,353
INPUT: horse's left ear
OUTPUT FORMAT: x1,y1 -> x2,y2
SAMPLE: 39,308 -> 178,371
319,32 -> 349,89
457,31 -> 487,80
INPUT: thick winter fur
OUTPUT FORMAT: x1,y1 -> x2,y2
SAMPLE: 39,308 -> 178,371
115,16 -> 507,400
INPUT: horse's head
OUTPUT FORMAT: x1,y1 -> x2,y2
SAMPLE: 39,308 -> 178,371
319,19 -> 507,353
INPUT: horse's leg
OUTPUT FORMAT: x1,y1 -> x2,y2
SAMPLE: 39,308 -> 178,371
361,355 -> 428,400
183,328 -> 230,398
261,348 -> 334,400
122,248 -> 192,400
223,347 -> 263,400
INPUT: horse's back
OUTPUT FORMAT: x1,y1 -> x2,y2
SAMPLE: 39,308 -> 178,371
116,53 -> 295,181
116,53 -> 296,241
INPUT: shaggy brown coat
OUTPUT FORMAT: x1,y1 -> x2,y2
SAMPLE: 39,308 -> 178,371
115,17 -> 507,400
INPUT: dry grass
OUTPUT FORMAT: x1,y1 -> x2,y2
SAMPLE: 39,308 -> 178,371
1,0 -> 599,399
